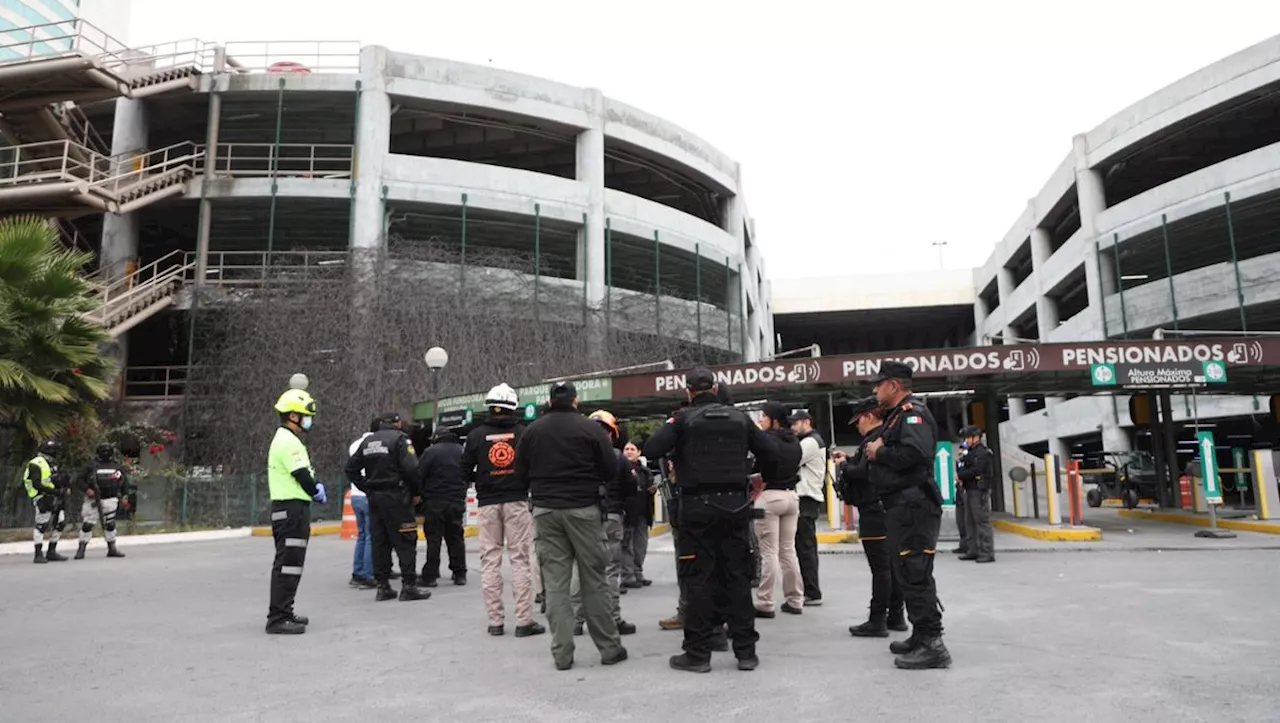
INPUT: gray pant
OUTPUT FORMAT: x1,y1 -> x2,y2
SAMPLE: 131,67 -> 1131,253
535,506 -> 622,666
964,487 -> 994,559
620,516 -> 649,585
572,513 -> 624,623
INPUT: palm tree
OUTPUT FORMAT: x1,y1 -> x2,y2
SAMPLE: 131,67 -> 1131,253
0,215 -> 115,447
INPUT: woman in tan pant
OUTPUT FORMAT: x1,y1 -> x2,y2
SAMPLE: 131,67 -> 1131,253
753,402 -> 805,617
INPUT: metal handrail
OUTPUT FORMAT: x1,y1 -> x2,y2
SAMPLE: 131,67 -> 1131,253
223,41 -> 361,74
94,250 -> 186,306
55,102 -> 110,155
202,143 -> 354,178
97,141 -> 203,197
0,139 -> 110,187
185,249 -> 349,284
123,365 -> 190,399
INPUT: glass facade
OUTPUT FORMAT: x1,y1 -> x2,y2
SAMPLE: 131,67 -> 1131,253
0,1 -> 80,61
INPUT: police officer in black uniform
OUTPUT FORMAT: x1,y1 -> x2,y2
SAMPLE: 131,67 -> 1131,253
957,425 -> 996,563
864,361 -> 951,670
834,397 -> 905,637
345,412 -> 432,603
644,367 -> 777,673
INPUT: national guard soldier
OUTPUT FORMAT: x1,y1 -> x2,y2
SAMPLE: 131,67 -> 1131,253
75,443 -> 130,560
266,388 -> 326,635
26,439 -> 70,564
864,361 -> 951,669
644,367 -> 777,673
345,412 -> 432,603
957,425 -> 996,563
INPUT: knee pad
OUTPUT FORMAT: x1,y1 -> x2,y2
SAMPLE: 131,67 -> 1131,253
35,522 -> 49,534
82,522 -> 94,533
105,522 -> 116,533
54,520 -> 67,531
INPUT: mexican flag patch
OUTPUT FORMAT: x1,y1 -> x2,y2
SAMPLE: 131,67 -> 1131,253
905,415 -> 922,425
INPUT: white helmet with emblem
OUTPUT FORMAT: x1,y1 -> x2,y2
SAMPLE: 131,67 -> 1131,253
485,383 -> 519,411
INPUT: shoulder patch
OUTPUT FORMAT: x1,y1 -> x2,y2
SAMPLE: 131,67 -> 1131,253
406,444 -> 416,455
905,415 -> 923,425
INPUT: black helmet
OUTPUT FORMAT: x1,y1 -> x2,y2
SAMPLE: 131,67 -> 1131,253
37,439 -> 60,458
96,443 -> 115,462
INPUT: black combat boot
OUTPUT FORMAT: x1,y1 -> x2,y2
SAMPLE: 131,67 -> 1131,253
106,542 -> 125,558
265,619 -> 306,635
398,582 -> 431,602
889,632 -> 922,655
514,622 -> 546,638
849,610 -> 890,638
452,572 -> 467,586
375,582 -> 398,602
33,544 -> 46,564
74,542 -> 88,560
45,542 -> 68,561
669,653 -> 711,673
894,635 -> 952,669
886,609 -> 909,632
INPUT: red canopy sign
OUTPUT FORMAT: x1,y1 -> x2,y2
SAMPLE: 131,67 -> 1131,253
610,338 -> 1279,400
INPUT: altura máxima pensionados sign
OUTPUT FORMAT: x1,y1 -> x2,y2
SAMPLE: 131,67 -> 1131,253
609,338 -> 1280,399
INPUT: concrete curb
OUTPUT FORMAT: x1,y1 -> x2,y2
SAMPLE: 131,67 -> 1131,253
0,528 -> 251,556
251,522 -> 675,540
992,518 -> 1103,541
1117,508 -> 1280,535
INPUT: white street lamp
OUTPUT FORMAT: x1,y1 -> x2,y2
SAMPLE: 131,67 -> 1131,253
424,347 -> 449,432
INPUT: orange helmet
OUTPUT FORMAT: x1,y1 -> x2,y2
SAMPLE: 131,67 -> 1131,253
589,410 -> 619,440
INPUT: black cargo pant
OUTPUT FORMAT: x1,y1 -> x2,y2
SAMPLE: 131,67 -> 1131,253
856,504 -> 903,619
885,487 -> 943,637
422,497 -> 467,582
796,496 -> 822,600
964,487 -> 994,559
368,489 -> 419,585
677,491 -> 758,663
268,499 -> 311,625
954,486 -> 969,553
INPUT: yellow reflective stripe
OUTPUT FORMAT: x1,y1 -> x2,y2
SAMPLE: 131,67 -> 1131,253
678,554 -> 696,560
899,550 -> 910,557
923,549 -> 936,555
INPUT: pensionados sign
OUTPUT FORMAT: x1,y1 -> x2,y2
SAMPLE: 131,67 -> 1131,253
611,338 -> 1279,398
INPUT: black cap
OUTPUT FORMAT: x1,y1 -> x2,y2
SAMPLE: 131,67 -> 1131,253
869,360 -> 913,384
685,367 -> 716,392
788,409 -> 812,423
846,396 -> 882,422
716,383 -> 734,405
550,380 -> 577,399
378,411 -> 401,425
761,401 -> 789,424
959,425 -> 982,438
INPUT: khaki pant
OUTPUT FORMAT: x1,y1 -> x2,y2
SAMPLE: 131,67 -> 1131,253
534,505 -> 622,667
754,488 -> 803,612
477,502 -> 535,627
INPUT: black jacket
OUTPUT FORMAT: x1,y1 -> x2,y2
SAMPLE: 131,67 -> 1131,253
514,407 -> 616,509
838,425 -> 884,509
345,427 -> 419,496
957,442 -> 993,491
868,396 -> 941,505
418,432 -> 466,503
757,427 -> 802,491
644,394 -> 777,492
78,461 -> 129,499
624,461 -> 655,526
462,413 -> 528,506
602,448 -> 634,515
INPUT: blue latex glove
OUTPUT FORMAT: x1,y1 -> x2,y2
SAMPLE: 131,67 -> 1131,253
313,483 -> 327,505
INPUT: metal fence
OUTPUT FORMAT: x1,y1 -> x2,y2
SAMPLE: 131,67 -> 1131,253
1,467 -> 348,536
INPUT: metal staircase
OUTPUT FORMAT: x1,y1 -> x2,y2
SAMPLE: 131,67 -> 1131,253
0,139 -> 202,217
83,250 -> 194,337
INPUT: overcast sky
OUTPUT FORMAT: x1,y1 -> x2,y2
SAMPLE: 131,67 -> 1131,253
130,1 -> 1280,279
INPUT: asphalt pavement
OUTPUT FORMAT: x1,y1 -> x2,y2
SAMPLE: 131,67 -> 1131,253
0,533 -> 1276,722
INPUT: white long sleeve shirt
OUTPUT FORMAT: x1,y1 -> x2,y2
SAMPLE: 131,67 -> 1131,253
796,434 -> 827,502
347,433 -> 373,496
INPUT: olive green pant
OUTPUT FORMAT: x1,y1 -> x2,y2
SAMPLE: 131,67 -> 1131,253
534,505 -> 623,665
572,513 -> 624,623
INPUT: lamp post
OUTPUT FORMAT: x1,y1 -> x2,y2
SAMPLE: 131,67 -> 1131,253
424,346 -> 449,433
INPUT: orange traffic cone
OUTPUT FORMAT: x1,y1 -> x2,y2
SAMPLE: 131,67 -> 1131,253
340,489 -> 357,540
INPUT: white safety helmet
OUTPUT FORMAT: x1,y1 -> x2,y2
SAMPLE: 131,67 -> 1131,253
485,383 -> 519,411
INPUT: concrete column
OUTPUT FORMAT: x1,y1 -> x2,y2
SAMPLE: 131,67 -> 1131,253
1073,134 -> 1112,337
724,191 -> 755,360
351,46 -> 391,251
577,88 -> 606,309
100,97 -> 149,282
1029,225 -> 1060,338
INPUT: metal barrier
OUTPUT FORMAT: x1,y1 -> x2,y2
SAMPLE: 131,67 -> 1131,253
186,249 -> 349,285
223,41 -> 361,74
204,143 -> 354,178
